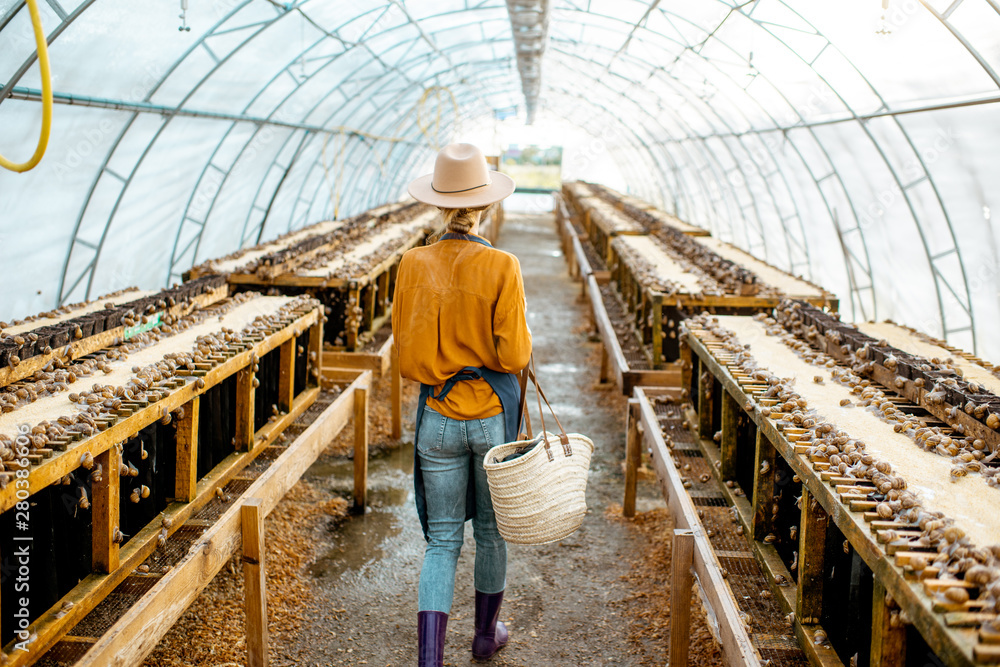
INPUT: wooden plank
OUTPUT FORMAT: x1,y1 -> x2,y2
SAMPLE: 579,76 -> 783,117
670,529 -> 695,667
353,385 -> 369,512
651,292 -> 664,369
720,390 -> 739,482
635,388 -> 759,667
871,579 -> 907,667
322,350 -> 383,372
623,399 -> 641,518
698,369 -> 714,439
242,498 -> 268,667
751,429 -> 778,541
92,444 -> 121,574
975,645 -> 1000,663
345,284 -> 362,351
235,366 -> 256,452
627,368 -> 682,391
588,274 -> 626,391
76,372 -> 371,667
797,487 -> 827,626
322,368 -> 367,384
277,339 -> 295,414
795,622 -> 846,667
174,396 -> 199,503
308,320 -> 323,388
570,232 -> 593,280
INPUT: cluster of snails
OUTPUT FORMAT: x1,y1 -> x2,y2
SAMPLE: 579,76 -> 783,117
651,227 -> 762,295
0,287 -> 139,332
770,305 -> 1000,486
779,301 -> 1000,432
692,313 -> 1000,628
615,237 -> 726,298
882,319 -> 1000,383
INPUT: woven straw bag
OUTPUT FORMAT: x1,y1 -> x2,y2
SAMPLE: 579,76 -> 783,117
483,359 -> 594,545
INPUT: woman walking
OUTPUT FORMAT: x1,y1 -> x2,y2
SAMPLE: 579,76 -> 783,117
392,143 -> 531,666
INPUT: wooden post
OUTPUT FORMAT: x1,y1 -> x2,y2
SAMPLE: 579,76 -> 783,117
277,339 -> 295,414
599,346 -> 610,384
720,391 -> 739,481
92,444 -> 121,573
308,321 -> 323,388
623,399 -> 641,518
797,488 -> 828,625
871,579 -> 906,667
651,293 -> 663,369
363,282 -> 376,334
346,284 -> 361,351
391,344 -> 402,440
377,270 -> 390,318
670,529 -> 695,667
235,366 -> 256,452
241,498 -> 268,667
698,370 -> 714,439
353,385 -> 369,512
751,429 -> 778,541
174,396 -> 200,502
568,236 -> 578,279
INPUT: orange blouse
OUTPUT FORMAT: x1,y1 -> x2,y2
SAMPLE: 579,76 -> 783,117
392,233 -> 532,421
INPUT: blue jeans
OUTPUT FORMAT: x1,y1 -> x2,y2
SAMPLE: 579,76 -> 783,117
417,406 -> 507,613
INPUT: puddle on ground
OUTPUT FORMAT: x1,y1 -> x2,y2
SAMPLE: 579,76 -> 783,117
306,444 -> 416,581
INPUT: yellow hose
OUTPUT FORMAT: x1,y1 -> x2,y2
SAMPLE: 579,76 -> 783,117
0,0 -> 53,173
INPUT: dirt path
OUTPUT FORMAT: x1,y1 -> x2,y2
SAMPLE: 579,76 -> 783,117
268,212 -> 671,666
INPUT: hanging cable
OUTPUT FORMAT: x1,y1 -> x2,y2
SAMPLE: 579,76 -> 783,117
0,0 -> 53,173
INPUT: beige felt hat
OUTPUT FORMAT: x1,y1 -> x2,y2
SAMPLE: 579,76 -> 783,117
408,143 -> 516,208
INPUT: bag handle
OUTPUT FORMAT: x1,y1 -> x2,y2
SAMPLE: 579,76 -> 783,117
518,366 -> 532,440
525,355 -> 573,460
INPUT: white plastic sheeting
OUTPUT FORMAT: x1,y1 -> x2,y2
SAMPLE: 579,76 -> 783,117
0,0 -> 998,361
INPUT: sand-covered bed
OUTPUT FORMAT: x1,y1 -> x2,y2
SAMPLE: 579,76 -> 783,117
613,235 -> 705,294
716,315 -> 1000,549
694,237 -> 824,298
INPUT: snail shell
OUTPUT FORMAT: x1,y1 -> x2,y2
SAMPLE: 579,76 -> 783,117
943,587 -> 970,604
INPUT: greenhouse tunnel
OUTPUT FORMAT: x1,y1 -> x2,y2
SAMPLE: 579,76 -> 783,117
2,1 -> 1000,666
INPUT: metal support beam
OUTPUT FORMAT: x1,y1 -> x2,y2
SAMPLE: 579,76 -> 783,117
505,0 -> 551,124
5,86 -> 421,145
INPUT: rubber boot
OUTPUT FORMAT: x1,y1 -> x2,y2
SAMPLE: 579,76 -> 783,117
472,590 -> 509,661
417,611 -> 448,667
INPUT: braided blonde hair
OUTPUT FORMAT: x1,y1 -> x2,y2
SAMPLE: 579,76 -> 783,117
440,205 -> 493,234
